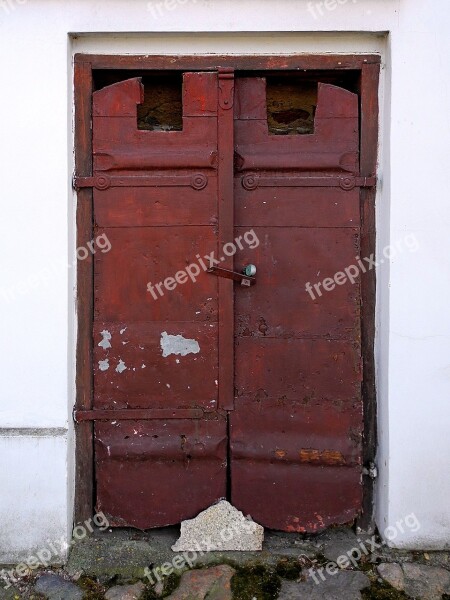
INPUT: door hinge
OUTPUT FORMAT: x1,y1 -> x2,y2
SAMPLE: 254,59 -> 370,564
362,461 -> 378,479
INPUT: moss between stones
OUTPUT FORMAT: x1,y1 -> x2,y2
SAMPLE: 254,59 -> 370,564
230,564 -> 281,600
140,586 -> 159,600
274,559 -> 303,581
140,572 -> 181,599
77,575 -> 106,600
361,580 -> 411,600
162,572 -> 182,597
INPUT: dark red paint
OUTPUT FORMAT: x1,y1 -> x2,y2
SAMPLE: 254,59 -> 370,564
85,72 -> 366,531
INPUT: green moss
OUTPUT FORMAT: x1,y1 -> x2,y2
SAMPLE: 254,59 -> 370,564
139,572 -> 181,599
361,580 -> 411,600
314,553 -> 329,567
162,572 -> 182,597
275,559 -> 303,581
359,559 -> 375,573
77,575 -> 106,600
231,564 -> 281,600
140,586 -> 159,600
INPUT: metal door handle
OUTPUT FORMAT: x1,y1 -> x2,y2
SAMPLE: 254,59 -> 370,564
207,266 -> 256,286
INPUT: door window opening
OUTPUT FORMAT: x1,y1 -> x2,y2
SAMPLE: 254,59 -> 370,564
266,78 -> 318,135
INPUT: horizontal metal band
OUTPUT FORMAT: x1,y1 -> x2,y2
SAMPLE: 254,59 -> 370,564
241,173 -> 376,191
74,408 -> 204,422
74,172 -> 208,191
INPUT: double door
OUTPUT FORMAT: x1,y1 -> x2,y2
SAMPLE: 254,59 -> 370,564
88,70 -> 364,531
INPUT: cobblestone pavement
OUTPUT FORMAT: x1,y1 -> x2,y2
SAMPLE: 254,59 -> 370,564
0,527 -> 449,599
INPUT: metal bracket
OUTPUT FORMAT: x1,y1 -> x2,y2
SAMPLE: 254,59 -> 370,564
207,266 -> 256,286
218,68 -> 234,110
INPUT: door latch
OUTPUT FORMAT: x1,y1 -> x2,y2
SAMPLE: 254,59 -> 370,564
207,265 -> 256,286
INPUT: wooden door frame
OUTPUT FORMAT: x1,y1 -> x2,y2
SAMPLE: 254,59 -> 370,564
73,53 -> 380,531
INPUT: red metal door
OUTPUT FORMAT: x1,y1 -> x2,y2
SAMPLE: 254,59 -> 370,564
231,78 -> 364,531
89,73 -> 228,527
82,72 -> 366,531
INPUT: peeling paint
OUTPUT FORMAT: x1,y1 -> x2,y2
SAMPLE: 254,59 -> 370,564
98,359 -> 110,371
115,359 -> 127,373
120,327 -> 127,334
98,330 -> 112,349
160,331 -> 200,358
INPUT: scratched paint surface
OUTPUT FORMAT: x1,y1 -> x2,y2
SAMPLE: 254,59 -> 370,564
231,78 -> 363,531
92,74 -> 226,527
91,73 -> 364,531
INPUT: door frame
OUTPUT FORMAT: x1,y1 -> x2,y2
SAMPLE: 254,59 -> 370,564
73,53 -> 380,531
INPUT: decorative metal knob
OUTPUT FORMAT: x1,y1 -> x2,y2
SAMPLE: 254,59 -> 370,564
243,264 -> 257,277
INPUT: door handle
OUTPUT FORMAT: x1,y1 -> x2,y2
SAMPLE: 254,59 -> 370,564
207,266 -> 256,286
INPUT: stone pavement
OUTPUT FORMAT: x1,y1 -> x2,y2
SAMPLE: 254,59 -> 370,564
0,526 -> 449,599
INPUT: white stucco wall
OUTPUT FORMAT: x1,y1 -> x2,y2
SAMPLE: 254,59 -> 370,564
0,0 -> 449,561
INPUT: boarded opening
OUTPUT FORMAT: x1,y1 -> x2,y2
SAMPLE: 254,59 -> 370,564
137,75 -> 183,131
266,78 -> 318,135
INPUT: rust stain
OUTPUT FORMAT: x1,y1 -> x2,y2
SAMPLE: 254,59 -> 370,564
298,448 -> 346,466
274,449 -> 286,459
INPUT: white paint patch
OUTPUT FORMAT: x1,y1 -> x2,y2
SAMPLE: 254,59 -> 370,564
160,331 -> 200,358
98,330 -> 112,349
98,359 -> 109,371
115,359 -> 127,373
120,328 -> 127,334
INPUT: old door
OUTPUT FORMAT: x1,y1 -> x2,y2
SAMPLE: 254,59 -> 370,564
89,73 -> 227,528
231,78 -> 364,532
79,70 -> 367,531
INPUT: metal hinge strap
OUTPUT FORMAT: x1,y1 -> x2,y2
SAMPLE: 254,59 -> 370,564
242,173 -> 376,191
73,173 -> 208,191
